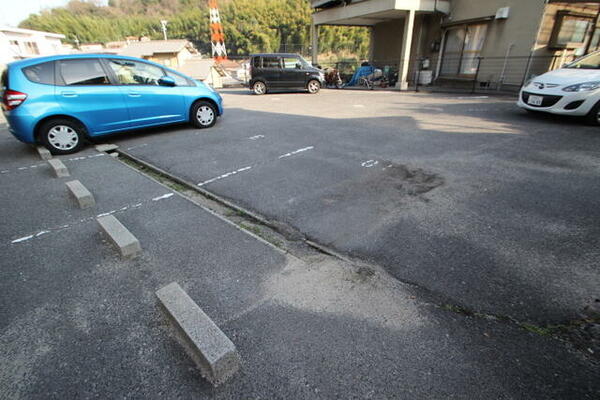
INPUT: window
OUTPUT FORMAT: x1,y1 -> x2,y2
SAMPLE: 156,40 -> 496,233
108,59 -> 164,85
588,28 -> 600,53
440,28 -> 466,76
460,24 -> 487,75
1,69 -> 8,91
8,40 -> 19,54
550,11 -> 594,49
283,57 -> 300,69
440,23 -> 488,76
252,57 -> 261,68
23,62 -> 55,84
262,57 -> 281,69
566,52 -> 600,69
23,41 -> 40,55
58,59 -> 110,85
166,70 -> 191,86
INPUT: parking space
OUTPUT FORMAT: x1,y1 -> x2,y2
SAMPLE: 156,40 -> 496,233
0,142 -> 290,397
107,88 -> 600,325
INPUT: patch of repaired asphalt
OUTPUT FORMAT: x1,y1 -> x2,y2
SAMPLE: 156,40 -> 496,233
321,162 -> 443,207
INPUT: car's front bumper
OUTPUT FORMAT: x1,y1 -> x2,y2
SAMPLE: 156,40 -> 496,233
517,88 -> 599,116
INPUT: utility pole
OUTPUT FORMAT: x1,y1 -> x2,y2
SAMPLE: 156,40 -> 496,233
160,20 -> 168,41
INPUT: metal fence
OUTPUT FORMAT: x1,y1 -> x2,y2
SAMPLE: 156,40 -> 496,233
430,54 -> 578,93
318,54 -> 579,93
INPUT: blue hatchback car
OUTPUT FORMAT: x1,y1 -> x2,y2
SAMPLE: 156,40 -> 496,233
1,54 -> 223,154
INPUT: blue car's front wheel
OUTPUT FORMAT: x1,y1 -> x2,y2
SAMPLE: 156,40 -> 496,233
191,101 -> 217,129
39,118 -> 86,155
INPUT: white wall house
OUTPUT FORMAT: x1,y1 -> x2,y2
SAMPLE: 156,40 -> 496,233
0,26 -> 66,68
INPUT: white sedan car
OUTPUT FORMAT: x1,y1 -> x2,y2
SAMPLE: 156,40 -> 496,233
518,51 -> 600,125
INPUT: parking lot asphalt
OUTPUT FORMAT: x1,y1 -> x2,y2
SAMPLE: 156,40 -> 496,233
2,114 -> 600,398
109,88 -> 600,325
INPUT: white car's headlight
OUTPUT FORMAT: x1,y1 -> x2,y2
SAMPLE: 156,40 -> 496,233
562,81 -> 600,92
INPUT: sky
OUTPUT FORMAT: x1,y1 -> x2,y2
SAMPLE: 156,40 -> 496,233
0,0 -> 107,27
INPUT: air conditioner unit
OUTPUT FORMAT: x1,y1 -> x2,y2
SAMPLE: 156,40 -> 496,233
496,7 -> 510,20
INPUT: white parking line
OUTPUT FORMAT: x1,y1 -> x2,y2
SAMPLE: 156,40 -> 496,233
152,193 -> 174,201
361,160 -> 378,168
248,135 -> 265,140
1,153 -> 105,175
10,193 -> 174,244
125,143 -> 148,151
455,96 -> 489,100
66,154 -> 105,162
198,166 -> 252,187
278,146 -> 314,159
197,145 -> 315,187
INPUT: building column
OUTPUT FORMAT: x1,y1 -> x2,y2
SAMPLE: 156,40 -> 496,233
368,26 -> 375,63
311,22 -> 319,65
396,9 -> 416,90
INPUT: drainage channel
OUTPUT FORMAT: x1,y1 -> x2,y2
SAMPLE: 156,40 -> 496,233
113,148 -> 352,263
110,148 -> 600,361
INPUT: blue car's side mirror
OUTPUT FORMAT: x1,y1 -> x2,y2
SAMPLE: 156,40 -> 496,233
158,76 -> 176,87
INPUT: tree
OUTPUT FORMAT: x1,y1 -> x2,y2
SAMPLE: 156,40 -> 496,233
19,0 -> 370,59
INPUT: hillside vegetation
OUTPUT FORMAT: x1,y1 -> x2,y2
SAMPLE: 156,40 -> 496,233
20,0 -> 370,58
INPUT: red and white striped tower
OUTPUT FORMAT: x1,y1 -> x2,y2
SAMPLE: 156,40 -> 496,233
208,0 -> 227,62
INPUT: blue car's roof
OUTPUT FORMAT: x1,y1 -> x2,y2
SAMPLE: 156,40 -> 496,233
8,53 -> 197,82
9,53 -> 166,69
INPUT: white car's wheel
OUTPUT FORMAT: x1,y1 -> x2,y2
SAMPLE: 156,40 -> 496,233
586,101 -> 600,126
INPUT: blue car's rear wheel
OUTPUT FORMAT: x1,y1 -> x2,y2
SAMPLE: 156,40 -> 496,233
191,101 -> 217,129
39,118 -> 85,155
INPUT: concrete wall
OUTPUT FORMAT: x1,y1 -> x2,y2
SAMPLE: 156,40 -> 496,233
321,1 -> 600,87
446,1 -> 599,86
372,19 -> 404,63
448,0 -> 546,58
147,48 -> 193,68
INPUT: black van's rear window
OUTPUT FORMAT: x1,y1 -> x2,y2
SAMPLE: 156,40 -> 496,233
23,61 -> 55,84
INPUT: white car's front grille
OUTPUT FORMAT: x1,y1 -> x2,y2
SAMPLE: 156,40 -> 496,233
532,82 -> 560,90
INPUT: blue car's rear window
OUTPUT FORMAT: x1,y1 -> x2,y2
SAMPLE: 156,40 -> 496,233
22,61 -> 55,85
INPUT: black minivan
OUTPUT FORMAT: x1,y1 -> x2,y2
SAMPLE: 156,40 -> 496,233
249,53 -> 324,95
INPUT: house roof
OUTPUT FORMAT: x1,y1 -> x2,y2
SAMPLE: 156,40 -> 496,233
219,59 -> 242,69
0,26 -> 65,39
119,39 -> 191,58
177,57 -> 215,79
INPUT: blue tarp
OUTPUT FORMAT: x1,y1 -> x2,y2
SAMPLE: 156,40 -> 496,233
345,65 -> 375,87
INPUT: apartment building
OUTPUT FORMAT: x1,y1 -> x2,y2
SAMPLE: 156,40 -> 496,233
310,0 -> 600,90
0,26 -> 65,68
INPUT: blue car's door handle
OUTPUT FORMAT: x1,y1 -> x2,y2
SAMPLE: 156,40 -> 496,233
60,91 -> 77,97
128,91 -> 141,97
